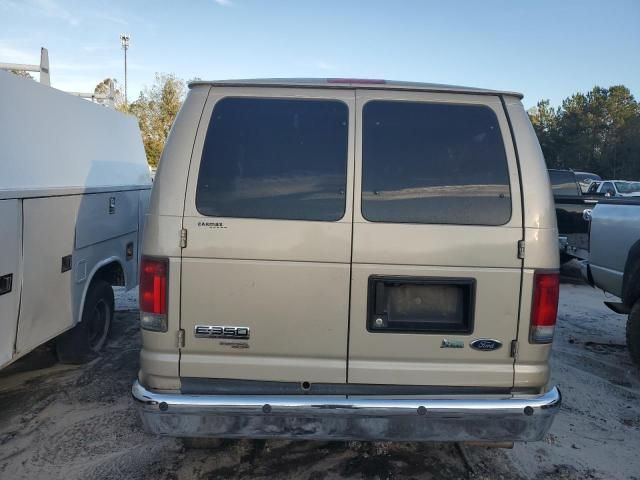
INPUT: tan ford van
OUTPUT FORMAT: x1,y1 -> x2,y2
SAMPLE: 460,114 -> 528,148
133,79 -> 561,443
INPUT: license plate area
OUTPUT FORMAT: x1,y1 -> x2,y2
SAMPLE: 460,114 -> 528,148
367,276 -> 475,334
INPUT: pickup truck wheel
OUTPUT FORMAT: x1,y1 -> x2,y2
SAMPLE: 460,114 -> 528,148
56,280 -> 114,364
627,301 -> 640,366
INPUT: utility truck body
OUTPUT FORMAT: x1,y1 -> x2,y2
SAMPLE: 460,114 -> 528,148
0,70 -> 151,368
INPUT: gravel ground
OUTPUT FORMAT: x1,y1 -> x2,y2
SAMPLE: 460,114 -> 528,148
0,271 -> 639,480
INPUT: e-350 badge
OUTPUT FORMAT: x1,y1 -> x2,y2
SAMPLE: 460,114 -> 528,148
194,325 -> 250,340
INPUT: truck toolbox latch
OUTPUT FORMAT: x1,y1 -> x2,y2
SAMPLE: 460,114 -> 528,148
0,273 -> 13,296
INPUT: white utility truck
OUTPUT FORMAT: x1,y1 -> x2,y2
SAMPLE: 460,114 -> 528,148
0,70 -> 151,368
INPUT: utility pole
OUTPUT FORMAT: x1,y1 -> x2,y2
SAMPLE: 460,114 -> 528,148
119,33 -> 130,105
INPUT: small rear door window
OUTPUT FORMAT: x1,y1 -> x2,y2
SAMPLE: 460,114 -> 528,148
361,101 -> 512,225
196,97 -> 349,221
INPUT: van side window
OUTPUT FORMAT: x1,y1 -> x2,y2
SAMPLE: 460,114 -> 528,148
361,101 -> 512,225
196,97 -> 349,221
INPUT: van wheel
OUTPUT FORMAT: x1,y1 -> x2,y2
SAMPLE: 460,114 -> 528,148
180,438 -> 224,449
627,301 -> 640,366
56,280 -> 114,364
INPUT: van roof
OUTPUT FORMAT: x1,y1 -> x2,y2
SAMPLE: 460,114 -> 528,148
188,78 -> 524,99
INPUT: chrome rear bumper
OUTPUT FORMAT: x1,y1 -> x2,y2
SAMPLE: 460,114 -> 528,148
132,380 -> 561,442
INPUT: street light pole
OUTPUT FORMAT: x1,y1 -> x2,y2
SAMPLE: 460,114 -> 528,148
119,33 -> 130,105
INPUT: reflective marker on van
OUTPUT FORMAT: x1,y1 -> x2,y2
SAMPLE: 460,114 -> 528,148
140,256 -> 168,332
530,271 -> 560,343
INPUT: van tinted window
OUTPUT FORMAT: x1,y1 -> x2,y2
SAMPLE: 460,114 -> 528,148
196,97 -> 348,221
361,101 -> 511,225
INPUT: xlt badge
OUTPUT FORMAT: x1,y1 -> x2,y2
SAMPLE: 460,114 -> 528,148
194,325 -> 250,339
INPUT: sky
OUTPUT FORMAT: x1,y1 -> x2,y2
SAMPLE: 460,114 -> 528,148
1,0 -> 638,108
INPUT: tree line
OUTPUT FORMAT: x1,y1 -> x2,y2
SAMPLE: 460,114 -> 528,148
529,85 -> 640,179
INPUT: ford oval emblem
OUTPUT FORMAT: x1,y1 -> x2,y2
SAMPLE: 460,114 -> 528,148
470,339 -> 502,351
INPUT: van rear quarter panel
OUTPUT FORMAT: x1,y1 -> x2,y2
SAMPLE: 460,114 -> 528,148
141,87 -> 211,391
505,98 -> 559,389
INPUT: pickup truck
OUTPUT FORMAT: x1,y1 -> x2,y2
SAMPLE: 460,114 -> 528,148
587,180 -> 640,198
583,199 -> 640,365
548,169 -> 600,262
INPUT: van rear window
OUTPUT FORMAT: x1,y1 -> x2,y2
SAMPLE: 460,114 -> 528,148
361,101 -> 512,225
196,97 -> 349,221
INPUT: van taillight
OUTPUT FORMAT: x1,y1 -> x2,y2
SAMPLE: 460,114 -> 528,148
530,271 -> 559,344
139,256 -> 168,332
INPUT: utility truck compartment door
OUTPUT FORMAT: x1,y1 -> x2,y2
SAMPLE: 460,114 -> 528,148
75,191 -> 140,249
0,200 -> 22,368
16,196 -> 80,355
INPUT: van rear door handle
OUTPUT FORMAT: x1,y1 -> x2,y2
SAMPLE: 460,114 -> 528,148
0,273 -> 13,296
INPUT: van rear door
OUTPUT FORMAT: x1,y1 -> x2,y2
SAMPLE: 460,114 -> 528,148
179,88 -> 355,386
348,90 -> 523,389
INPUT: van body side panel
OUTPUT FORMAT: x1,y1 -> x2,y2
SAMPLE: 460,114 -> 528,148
139,215 -> 182,390
0,199 -> 22,368
139,256 -> 182,391
178,87 -> 356,383
348,90 -> 523,387
514,270 -> 550,389
137,88 -> 211,390
505,99 -> 559,388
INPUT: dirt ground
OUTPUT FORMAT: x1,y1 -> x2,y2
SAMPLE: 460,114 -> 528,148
1,267 -> 639,480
